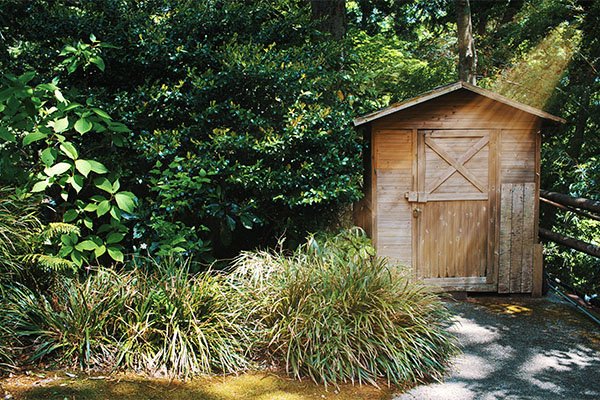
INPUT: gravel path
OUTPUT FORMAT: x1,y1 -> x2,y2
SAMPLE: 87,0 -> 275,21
395,293 -> 600,400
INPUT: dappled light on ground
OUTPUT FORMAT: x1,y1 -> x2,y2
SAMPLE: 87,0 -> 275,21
396,295 -> 600,400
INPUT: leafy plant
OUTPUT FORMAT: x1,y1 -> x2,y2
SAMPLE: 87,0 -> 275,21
4,269 -> 128,368
232,228 -> 458,387
0,187 -> 41,280
116,257 -> 250,378
0,43 -> 136,267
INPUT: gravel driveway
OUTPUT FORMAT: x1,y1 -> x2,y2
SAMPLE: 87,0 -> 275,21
395,293 -> 600,400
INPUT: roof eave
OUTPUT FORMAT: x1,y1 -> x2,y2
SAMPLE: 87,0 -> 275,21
353,81 -> 566,126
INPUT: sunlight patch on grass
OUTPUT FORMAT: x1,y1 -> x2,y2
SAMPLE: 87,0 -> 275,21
0,372 -> 394,400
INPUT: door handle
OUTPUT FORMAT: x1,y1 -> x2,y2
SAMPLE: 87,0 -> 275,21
413,208 -> 422,218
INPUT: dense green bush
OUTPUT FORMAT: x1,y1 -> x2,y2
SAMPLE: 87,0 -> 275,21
232,228 -> 458,387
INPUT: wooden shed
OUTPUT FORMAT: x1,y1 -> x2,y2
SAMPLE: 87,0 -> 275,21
354,81 -> 564,295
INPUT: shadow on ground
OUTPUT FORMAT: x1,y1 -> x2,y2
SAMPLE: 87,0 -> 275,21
396,292 -> 600,400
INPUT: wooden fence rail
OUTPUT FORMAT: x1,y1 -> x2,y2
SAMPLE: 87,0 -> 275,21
539,190 -> 600,259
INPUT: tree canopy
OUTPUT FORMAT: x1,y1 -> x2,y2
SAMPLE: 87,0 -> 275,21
0,0 -> 598,288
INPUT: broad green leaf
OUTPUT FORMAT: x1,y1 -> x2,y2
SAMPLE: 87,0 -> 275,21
53,116 -> 69,133
92,108 -> 111,119
74,118 -> 92,134
22,131 -> 47,146
60,142 -> 78,159
54,89 -> 66,103
97,200 -> 111,217
70,250 -> 83,266
70,174 -> 84,193
83,217 -> 93,230
18,71 -> 36,84
83,203 -> 98,212
31,180 -> 48,192
40,148 -> 56,166
63,209 -> 78,222
59,45 -> 77,55
44,162 -> 71,177
107,246 -> 124,263
115,192 -> 135,213
106,232 -> 125,244
88,160 -> 108,174
112,179 -> 120,192
94,177 -> 114,193
90,56 -> 105,72
109,206 -> 121,220
75,240 -> 98,251
108,122 -> 130,133
75,159 -> 92,177
0,127 -> 15,142
94,245 -> 106,258
61,234 -> 75,246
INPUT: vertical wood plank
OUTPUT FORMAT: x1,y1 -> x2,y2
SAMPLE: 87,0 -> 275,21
417,130 -> 426,278
509,184 -> 524,293
411,129 -> 419,277
521,183 -> 535,293
498,184 -> 513,293
487,129 -> 499,283
532,243 -> 544,297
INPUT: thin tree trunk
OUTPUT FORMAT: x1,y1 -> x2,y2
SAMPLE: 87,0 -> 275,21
310,0 -> 346,40
455,0 -> 477,84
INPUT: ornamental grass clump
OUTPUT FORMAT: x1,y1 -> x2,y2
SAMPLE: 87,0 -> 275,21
4,268 -> 128,369
232,228 -> 458,387
2,258 -> 250,377
115,257 -> 250,378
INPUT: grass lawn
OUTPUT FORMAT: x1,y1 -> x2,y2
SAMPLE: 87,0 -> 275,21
0,371 -> 396,400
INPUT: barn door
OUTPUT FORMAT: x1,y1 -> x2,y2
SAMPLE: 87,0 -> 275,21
410,130 -> 497,290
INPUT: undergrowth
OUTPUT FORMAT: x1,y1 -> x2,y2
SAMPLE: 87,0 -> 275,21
232,228 -> 458,387
0,229 -> 457,387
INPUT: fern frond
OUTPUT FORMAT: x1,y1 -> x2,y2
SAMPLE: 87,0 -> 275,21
39,223 -> 80,241
22,254 -> 76,273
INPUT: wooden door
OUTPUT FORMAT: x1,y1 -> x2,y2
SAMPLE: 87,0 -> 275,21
412,130 -> 497,290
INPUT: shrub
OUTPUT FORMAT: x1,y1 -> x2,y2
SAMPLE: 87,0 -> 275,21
0,305 -> 16,371
116,257 -> 250,378
2,258 -> 250,376
0,187 -> 41,281
232,228 -> 458,387
5,269 -> 127,369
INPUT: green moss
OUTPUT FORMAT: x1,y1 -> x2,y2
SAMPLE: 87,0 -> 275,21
1,372 -> 394,400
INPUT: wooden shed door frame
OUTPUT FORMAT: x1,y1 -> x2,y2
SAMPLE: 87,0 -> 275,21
410,129 -> 499,290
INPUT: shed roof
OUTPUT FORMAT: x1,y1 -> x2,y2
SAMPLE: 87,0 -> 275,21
353,81 -> 566,126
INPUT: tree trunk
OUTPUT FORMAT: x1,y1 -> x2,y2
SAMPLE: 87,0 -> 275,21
455,0 -> 477,84
311,0 -> 346,40
539,228 -> 600,258
540,190 -> 600,214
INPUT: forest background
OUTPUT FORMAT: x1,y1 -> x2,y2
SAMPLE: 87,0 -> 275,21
1,0 -> 599,292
